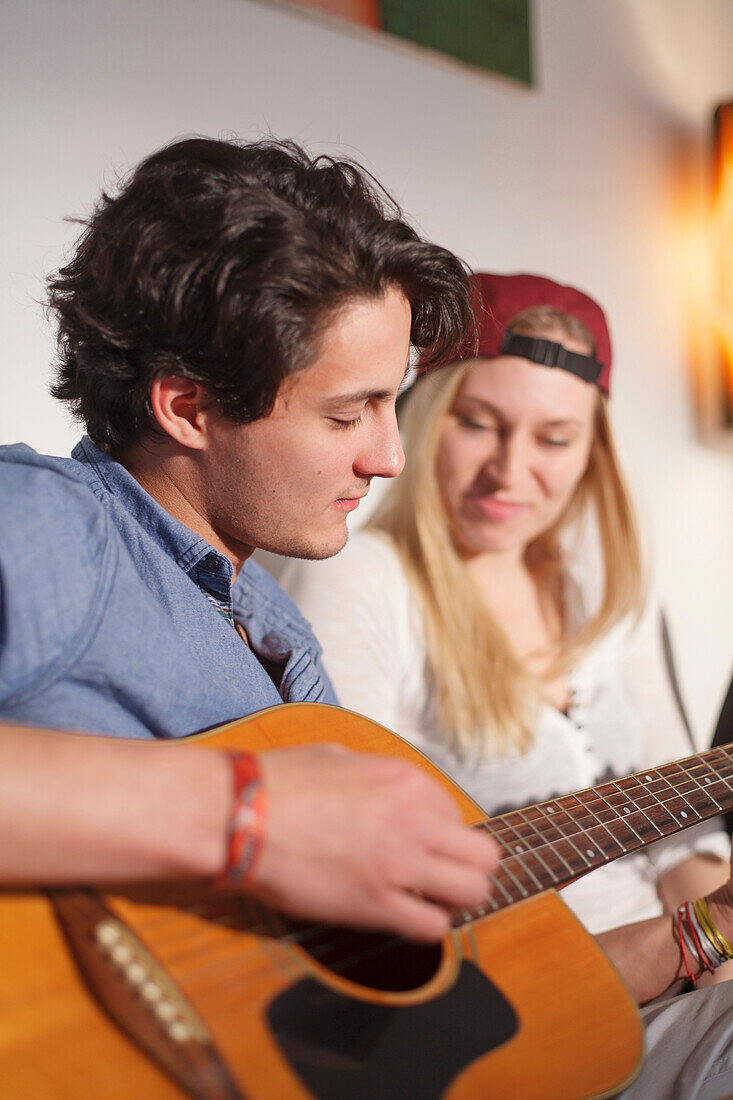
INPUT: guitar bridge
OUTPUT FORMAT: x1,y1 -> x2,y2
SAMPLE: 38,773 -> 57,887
50,889 -> 243,1100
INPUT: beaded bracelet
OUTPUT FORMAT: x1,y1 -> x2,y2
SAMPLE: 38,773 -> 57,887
676,897 -> 733,985
688,902 -> 729,968
693,897 -> 733,962
676,905 -> 707,986
214,751 -> 267,888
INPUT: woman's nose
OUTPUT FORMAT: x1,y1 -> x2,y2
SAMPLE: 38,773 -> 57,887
483,431 -> 527,488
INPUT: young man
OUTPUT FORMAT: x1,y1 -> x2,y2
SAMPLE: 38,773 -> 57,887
0,137 -> 497,939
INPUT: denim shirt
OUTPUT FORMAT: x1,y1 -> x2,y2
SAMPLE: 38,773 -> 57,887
0,437 -> 337,739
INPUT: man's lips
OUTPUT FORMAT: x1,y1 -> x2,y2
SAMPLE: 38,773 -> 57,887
333,492 -> 369,512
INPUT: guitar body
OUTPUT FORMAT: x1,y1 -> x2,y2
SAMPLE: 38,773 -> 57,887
0,704 -> 643,1099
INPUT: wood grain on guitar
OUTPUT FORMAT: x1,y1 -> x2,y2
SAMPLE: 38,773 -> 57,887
19,702 -> 733,1098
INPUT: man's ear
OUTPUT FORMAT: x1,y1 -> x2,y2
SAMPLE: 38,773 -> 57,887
149,376 -> 215,450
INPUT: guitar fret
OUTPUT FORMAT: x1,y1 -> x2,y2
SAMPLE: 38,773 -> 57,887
594,790 -> 646,848
531,805 -> 601,873
498,858 -> 530,899
551,827 -> 593,870
495,816 -> 558,891
635,769 -> 701,830
489,818 -> 542,887
610,780 -> 665,839
516,810 -> 561,884
486,873 -> 510,907
674,762 -> 723,817
521,805 -> 567,846
513,852 -> 546,892
533,806 -> 577,874
690,761 -> 725,810
537,801 -> 606,867
703,754 -> 733,805
565,793 -> 628,856
473,744 -> 733,918
647,767 -> 701,808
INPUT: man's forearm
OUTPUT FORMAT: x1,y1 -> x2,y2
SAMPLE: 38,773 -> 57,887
0,722 -> 499,942
0,724 -> 230,883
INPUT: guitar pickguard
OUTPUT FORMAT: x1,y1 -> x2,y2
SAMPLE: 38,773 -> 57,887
266,961 -> 518,1100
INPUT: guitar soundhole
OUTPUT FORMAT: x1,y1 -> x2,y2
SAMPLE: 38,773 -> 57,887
286,923 -> 443,992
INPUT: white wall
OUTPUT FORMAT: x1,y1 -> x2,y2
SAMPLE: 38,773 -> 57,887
1,0 -> 731,741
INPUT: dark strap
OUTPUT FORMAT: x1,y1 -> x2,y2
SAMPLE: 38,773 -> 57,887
659,609 -> 695,750
501,332 -> 604,385
711,671 -> 733,835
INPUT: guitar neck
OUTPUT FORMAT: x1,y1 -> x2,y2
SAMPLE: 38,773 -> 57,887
463,741 -> 733,921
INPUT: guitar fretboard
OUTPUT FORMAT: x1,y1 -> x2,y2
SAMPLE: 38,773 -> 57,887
456,742 -> 733,926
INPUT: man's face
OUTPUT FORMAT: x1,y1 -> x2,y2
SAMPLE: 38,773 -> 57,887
201,288 -> 410,562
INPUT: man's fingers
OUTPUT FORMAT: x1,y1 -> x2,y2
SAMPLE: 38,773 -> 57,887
379,845 -> 494,912
424,817 -> 501,875
377,888 -> 452,943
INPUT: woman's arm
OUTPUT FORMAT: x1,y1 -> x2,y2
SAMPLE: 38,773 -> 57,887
658,853 -> 730,914
598,867 -> 733,1004
657,853 -> 733,988
0,722 -> 498,942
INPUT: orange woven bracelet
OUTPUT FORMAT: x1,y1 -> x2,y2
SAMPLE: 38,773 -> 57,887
215,751 -> 267,887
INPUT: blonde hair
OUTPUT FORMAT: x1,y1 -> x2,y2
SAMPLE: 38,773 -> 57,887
368,310 -> 645,756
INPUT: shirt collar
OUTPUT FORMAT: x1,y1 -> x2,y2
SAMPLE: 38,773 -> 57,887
71,436 -> 233,585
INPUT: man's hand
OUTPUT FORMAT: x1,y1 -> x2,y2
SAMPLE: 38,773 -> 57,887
249,743 -> 499,942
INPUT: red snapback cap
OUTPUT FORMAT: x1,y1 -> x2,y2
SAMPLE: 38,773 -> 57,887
459,272 -> 612,395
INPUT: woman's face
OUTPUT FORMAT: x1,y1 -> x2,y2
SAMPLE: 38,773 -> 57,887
435,347 -> 598,558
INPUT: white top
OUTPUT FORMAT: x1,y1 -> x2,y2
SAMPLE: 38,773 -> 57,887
282,531 -> 730,935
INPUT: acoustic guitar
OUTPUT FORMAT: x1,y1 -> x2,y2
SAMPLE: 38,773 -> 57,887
3,702 -> 731,1100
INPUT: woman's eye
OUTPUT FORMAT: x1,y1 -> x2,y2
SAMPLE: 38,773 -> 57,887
459,415 -> 496,432
541,437 -> 571,448
331,416 -> 362,430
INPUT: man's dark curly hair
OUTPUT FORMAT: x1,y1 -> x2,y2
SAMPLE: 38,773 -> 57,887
48,135 -> 474,452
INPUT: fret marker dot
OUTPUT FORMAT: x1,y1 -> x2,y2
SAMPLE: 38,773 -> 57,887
586,849 -> 595,857
515,845 -> 524,853
548,807 -> 555,814
644,774 -> 653,782
705,778 -> 712,785
623,807 -> 631,814
680,811 -> 688,818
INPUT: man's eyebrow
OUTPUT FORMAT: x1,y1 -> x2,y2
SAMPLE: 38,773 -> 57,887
321,388 -> 392,408
320,360 -> 412,409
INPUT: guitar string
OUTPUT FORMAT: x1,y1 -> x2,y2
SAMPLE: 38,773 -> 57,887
484,767 -> 733,882
114,750 -> 733,989
483,767 -> 732,855
125,761 -> 733,987
483,762 -> 733,866
138,753 -> 733,950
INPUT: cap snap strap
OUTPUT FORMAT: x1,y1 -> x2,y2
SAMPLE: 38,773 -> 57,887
500,332 -> 604,385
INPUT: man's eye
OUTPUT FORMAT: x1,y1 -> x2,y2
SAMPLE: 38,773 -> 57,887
331,416 -> 362,430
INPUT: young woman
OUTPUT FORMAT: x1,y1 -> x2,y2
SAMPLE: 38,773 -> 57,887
285,270 -> 729,935
283,274 -> 733,1098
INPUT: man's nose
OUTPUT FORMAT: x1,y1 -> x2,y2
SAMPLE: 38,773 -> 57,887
357,416 -> 405,480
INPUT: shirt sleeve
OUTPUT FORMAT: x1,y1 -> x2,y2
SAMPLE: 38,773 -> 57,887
621,593 -> 731,874
0,458 -> 109,710
280,533 -> 415,734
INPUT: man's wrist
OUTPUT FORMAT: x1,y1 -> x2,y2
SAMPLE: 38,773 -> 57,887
213,751 -> 267,889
